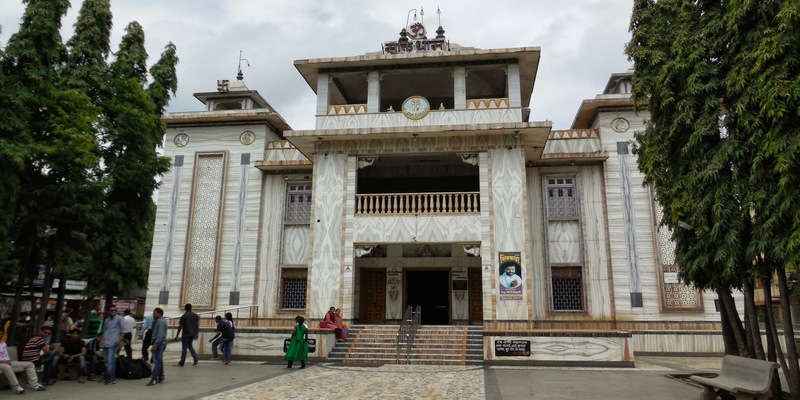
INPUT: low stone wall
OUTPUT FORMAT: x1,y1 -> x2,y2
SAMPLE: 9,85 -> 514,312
163,327 -> 337,359
484,330 -> 634,367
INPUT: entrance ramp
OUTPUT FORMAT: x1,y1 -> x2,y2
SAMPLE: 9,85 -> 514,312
328,325 -> 483,365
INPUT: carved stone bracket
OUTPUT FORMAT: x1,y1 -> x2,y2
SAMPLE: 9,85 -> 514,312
354,245 -> 375,257
459,153 -> 478,166
462,244 -> 480,257
357,157 -> 379,169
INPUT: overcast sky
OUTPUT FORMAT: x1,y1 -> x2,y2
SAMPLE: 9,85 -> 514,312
1,1 -> 633,131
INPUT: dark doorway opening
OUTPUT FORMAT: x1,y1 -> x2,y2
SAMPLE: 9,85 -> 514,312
406,270 -> 449,325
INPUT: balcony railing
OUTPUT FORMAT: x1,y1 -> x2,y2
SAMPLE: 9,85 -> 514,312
355,192 -> 480,215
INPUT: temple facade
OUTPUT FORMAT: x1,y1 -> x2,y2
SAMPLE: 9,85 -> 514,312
145,19 -> 728,360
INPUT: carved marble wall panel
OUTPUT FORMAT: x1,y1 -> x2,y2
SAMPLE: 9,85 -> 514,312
525,171 -> 548,319
282,226 -> 310,265
546,221 -> 582,264
352,215 -> 481,243
490,148 -> 528,320
256,176 -> 288,317
542,130 -> 602,155
316,108 -> 522,130
451,266 -> 469,320
309,154 -> 346,317
182,152 -> 227,309
580,165 -> 612,318
486,335 -> 629,363
315,133 -> 519,156
386,265 -> 403,319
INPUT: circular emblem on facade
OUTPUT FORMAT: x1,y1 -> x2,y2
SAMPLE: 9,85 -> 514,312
401,96 -> 430,120
173,132 -> 189,147
240,130 -> 256,145
611,117 -> 630,133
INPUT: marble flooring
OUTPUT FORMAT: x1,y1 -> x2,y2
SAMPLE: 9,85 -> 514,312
200,364 -> 486,400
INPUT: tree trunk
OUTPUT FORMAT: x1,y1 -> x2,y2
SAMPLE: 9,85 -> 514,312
719,291 -> 739,355
761,276 -> 785,400
36,261 -> 55,334
9,226 -> 37,346
53,271 -> 68,343
776,264 -> 800,399
743,279 -> 764,359
762,276 -> 778,362
80,298 -> 93,337
720,287 -> 748,355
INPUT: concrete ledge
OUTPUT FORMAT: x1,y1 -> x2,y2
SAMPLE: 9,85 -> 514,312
484,331 -> 633,365
164,327 -> 338,358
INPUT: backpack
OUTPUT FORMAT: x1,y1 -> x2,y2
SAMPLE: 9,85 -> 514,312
116,357 -> 143,379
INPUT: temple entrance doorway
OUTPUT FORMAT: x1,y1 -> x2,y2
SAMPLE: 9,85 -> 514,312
359,268 -> 386,323
405,270 -> 450,325
468,267 -> 483,323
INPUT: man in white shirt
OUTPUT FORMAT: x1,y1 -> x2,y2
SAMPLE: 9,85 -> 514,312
499,265 -> 522,288
122,309 -> 136,359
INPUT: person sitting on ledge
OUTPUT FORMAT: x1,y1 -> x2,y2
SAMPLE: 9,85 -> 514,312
334,309 -> 348,342
318,306 -> 343,340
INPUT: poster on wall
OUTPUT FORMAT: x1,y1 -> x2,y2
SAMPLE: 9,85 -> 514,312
498,252 -> 523,301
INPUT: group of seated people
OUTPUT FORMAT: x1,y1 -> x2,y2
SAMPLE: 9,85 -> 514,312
19,326 -> 105,385
319,307 -> 349,342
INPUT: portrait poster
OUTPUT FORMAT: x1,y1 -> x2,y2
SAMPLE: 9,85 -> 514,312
498,252 -> 523,301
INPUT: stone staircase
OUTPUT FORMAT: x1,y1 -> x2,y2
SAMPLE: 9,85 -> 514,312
327,325 -> 483,365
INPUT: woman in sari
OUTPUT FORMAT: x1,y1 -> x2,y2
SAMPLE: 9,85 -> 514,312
319,307 -> 343,341
334,309 -> 348,342
285,316 -> 308,369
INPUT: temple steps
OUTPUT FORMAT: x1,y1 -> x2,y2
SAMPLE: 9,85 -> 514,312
327,325 -> 483,365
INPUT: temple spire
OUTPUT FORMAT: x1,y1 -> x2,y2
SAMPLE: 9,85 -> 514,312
237,50 -> 250,81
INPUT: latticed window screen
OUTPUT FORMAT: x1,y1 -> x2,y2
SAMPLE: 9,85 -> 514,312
551,266 -> 584,311
546,177 -> 577,218
285,184 -> 312,223
654,204 -> 701,309
281,268 -> 307,309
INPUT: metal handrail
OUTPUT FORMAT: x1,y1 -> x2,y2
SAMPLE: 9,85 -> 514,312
395,305 -> 422,364
164,305 -> 259,329
406,305 -> 421,362
395,305 -> 413,364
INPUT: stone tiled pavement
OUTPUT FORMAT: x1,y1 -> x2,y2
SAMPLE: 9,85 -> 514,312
6,353 -> 721,399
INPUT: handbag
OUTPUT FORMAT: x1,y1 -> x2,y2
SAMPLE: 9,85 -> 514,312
283,337 -> 317,352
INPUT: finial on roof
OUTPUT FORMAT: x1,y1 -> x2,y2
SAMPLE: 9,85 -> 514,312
435,7 -> 445,39
398,28 -> 409,43
237,50 -> 250,81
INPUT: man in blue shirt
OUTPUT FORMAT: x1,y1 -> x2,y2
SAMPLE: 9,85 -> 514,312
139,312 -> 154,362
146,308 -> 167,386
99,306 -> 125,385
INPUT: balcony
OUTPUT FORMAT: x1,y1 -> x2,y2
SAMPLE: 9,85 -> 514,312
355,192 -> 480,215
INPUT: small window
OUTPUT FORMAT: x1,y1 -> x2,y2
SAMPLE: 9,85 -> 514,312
551,266 -> 583,311
545,175 -> 578,218
280,268 -> 307,309
285,183 -> 312,223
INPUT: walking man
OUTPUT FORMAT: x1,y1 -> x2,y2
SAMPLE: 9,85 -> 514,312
140,311 -> 153,362
122,309 -> 136,359
173,303 -> 199,366
100,305 -> 125,385
146,308 -> 166,386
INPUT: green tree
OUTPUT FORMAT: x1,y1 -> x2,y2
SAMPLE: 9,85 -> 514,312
627,0 -> 800,396
726,0 -> 800,395
2,0 -> 67,340
87,22 -> 176,305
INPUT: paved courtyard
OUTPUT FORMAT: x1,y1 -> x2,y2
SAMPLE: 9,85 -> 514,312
6,353 -> 719,399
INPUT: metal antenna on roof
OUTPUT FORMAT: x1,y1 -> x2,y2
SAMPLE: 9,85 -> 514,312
237,50 -> 250,81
